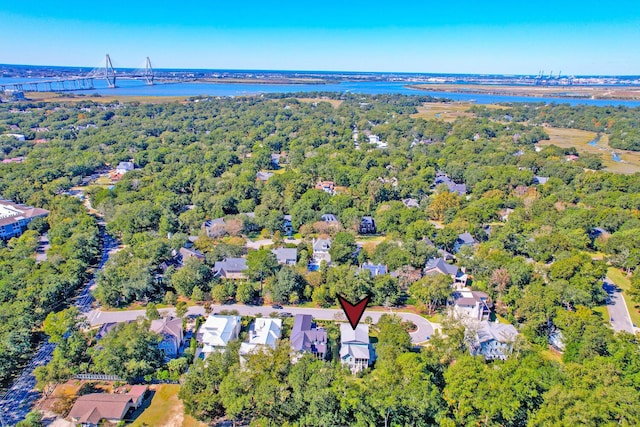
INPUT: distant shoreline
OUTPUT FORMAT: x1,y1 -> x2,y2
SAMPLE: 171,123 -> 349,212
406,83 -> 640,101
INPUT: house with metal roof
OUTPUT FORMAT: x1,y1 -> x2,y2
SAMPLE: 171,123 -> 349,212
469,320 -> 519,360
199,315 -> 242,356
340,323 -> 374,374
240,318 -> 283,364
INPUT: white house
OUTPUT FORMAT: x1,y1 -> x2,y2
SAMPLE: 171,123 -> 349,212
339,324 -> 374,374
469,321 -> 519,360
312,238 -> 332,265
451,290 -> 491,321
3,133 -> 25,141
116,161 -> 135,175
199,315 -> 242,356
239,318 -> 283,363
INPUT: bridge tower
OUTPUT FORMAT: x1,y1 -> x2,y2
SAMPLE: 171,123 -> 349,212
105,54 -> 116,88
144,57 -> 154,85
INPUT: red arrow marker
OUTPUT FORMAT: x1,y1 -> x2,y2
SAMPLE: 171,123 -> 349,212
337,295 -> 370,329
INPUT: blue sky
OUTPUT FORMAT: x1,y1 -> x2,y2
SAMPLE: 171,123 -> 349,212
2,0 -> 639,74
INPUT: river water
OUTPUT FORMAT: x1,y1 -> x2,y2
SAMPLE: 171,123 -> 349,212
2,77 -> 640,107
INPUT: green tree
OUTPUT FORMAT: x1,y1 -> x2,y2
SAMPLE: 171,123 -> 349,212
329,231 -> 357,265
409,274 -> 453,314
145,302 -> 161,320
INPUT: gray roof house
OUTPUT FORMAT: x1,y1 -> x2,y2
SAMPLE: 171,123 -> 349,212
150,317 -> 184,359
424,257 -> 468,288
321,213 -> 339,223
451,290 -> 491,321
202,217 -> 226,238
178,247 -> 205,264
116,161 -> 135,175
256,171 -> 274,182
312,238 -> 332,265
213,257 -> 248,279
290,314 -> 327,360
272,247 -> 297,265
402,198 -> 420,208
469,320 -> 519,360
433,172 -> 467,196
340,324 -> 374,374
360,262 -> 388,277
453,232 -> 476,253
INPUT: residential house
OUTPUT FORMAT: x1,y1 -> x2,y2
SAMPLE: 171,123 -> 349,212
548,327 -> 566,351
116,161 -> 135,175
402,198 -> 420,208
290,314 -> 328,360
213,257 -> 248,279
451,290 -> 491,321
178,247 -> 205,264
1,156 -> 25,164
311,238 -> 332,265
256,171 -> 274,182
360,262 -> 388,277
368,134 -> 388,148
321,213 -> 339,223
202,217 -> 226,238
453,232 -> 476,253
315,181 -> 336,195
424,257 -> 468,288
272,247 -> 297,265
340,324 -> 375,374
283,214 -> 293,236
240,318 -> 283,363
533,176 -> 549,185
199,315 -> 242,356
3,133 -> 25,141
95,322 -> 119,340
359,216 -> 376,234
433,172 -> 467,196
438,248 -> 455,261
271,153 -> 285,168
150,317 -> 184,359
0,200 -> 49,241
498,208 -> 515,221
469,320 -> 519,360
127,385 -> 148,408
68,394 -> 136,426
565,154 -> 579,162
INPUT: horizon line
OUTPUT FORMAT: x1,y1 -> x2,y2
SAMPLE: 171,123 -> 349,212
1,62 -> 639,79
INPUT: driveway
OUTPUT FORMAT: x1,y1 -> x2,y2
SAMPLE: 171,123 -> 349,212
603,279 -> 635,334
86,304 -> 436,344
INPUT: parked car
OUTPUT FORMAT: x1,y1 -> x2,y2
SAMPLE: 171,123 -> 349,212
271,304 -> 283,309
279,312 -> 293,318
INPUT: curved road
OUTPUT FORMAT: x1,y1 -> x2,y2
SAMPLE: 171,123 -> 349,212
86,304 -> 437,344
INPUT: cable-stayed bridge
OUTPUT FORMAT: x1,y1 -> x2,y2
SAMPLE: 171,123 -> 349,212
0,54 -> 154,92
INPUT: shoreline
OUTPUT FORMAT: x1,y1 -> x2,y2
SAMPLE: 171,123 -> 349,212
406,83 -> 640,100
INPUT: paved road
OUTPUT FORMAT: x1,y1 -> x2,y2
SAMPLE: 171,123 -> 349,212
86,304 -> 437,344
0,229 -> 118,426
603,279 -> 635,334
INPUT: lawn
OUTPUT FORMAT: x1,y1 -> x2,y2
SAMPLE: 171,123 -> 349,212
411,102 -> 475,122
538,128 -> 640,174
129,384 -> 206,427
607,267 -> 640,327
